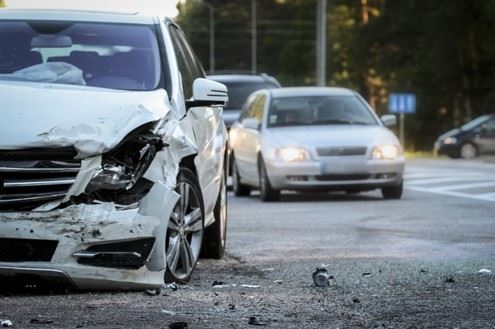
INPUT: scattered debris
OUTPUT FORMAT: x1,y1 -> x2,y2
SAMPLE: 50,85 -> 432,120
228,304 -> 236,310
212,280 -> 226,287
273,280 -> 283,284
248,316 -> 268,326
241,284 -> 261,288
161,309 -> 177,316
312,268 -> 330,287
362,272 -> 372,277
145,288 -> 161,296
352,298 -> 361,304
478,269 -> 492,275
261,268 -> 274,272
168,322 -> 188,329
30,318 -> 54,324
445,276 -> 455,283
420,269 -> 428,273
163,283 -> 178,291
0,320 -> 13,328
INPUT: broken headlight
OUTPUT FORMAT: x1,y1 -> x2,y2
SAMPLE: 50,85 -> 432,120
86,127 -> 164,195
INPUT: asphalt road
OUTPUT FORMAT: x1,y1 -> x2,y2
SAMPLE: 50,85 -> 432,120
1,158 -> 494,328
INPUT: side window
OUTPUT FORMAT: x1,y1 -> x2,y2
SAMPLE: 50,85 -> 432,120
169,26 -> 204,100
239,93 -> 257,121
483,120 -> 495,134
247,94 -> 267,122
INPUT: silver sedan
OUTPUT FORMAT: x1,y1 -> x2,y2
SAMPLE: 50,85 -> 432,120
229,87 -> 405,201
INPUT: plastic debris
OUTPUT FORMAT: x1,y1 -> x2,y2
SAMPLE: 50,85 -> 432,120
352,297 -> 361,304
30,318 -> 54,324
261,268 -> 274,272
145,288 -> 161,296
228,304 -> 236,310
273,280 -> 283,284
161,309 -> 177,316
0,320 -> 13,328
248,316 -> 268,326
420,269 -> 428,273
212,280 -> 226,287
163,282 -> 178,291
241,284 -> 261,288
312,268 -> 330,287
445,276 -> 455,283
169,322 -> 188,329
478,269 -> 492,275
362,272 -> 372,277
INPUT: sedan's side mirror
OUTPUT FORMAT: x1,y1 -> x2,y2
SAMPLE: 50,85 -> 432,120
381,114 -> 397,127
188,78 -> 228,108
242,118 -> 261,130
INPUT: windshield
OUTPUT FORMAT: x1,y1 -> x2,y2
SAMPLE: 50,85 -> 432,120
267,95 -> 378,127
221,80 -> 279,110
461,115 -> 491,131
0,21 -> 162,91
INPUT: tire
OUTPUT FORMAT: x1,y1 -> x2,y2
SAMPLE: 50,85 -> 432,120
259,158 -> 280,202
165,168 -> 204,283
459,142 -> 478,159
201,170 -> 228,259
232,157 -> 251,196
381,181 -> 403,200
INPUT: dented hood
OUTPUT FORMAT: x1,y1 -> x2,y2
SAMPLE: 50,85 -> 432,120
0,82 -> 171,158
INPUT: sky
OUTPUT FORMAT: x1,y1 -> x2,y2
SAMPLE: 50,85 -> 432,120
2,0 -> 180,17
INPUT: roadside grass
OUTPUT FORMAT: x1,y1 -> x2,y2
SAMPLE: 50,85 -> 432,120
404,151 -> 438,159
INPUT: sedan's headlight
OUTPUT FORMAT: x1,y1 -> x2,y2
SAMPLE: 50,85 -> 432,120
88,163 -> 135,191
372,145 -> 401,160
276,147 -> 310,162
442,137 -> 457,144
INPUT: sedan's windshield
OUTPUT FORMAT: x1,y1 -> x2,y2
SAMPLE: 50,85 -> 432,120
267,95 -> 378,127
0,21 -> 162,91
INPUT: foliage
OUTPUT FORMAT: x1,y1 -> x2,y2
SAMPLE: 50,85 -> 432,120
177,0 -> 495,150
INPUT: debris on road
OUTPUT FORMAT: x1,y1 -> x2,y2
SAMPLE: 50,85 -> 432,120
445,276 -> 455,283
248,316 -> 268,326
241,284 -> 261,288
228,303 -> 236,310
0,320 -> 13,328
420,269 -> 428,273
352,298 -> 361,304
261,268 -> 274,272
161,309 -> 177,316
30,318 -> 54,324
163,283 -> 178,292
145,288 -> 161,296
362,272 -> 372,277
168,322 -> 188,329
478,269 -> 492,275
273,280 -> 284,284
212,280 -> 226,287
312,268 -> 331,287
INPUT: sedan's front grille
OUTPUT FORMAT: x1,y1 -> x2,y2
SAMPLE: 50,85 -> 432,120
317,146 -> 367,157
0,148 -> 80,211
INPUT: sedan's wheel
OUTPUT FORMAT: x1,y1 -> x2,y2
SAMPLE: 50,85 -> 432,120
381,181 -> 403,200
460,143 -> 478,159
202,169 -> 228,259
165,168 -> 204,283
259,159 -> 280,202
233,157 -> 251,196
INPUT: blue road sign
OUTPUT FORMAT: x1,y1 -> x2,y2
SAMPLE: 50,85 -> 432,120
388,93 -> 416,114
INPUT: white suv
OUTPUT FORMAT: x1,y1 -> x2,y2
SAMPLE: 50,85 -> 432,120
0,9 -> 228,289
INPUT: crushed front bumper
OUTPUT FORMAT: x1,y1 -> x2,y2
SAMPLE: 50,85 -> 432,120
0,182 -> 179,290
266,157 -> 405,190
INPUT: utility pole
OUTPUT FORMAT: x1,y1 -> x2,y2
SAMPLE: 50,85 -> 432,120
203,1 -> 215,73
316,0 -> 327,86
251,0 -> 257,74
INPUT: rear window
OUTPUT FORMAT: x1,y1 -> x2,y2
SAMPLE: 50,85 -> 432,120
0,21 -> 164,91
218,80 -> 279,111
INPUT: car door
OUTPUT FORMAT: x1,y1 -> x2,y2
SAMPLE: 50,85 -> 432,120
477,119 -> 495,154
234,92 -> 266,185
168,25 -> 225,221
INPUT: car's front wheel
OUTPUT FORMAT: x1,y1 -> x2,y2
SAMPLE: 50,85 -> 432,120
381,181 -> 403,200
259,158 -> 280,202
459,142 -> 478,159
165,168 -> 204,283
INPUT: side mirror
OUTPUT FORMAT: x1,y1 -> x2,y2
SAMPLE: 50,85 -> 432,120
242,118 -> 261,130
188,78 -> 228,108
381,114 -> 397,127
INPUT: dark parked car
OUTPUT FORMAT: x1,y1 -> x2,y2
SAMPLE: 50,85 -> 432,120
208,74 -> 281,129
435,114 -> 495,159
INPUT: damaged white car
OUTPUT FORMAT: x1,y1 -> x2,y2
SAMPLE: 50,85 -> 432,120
0,10 -> 229,289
